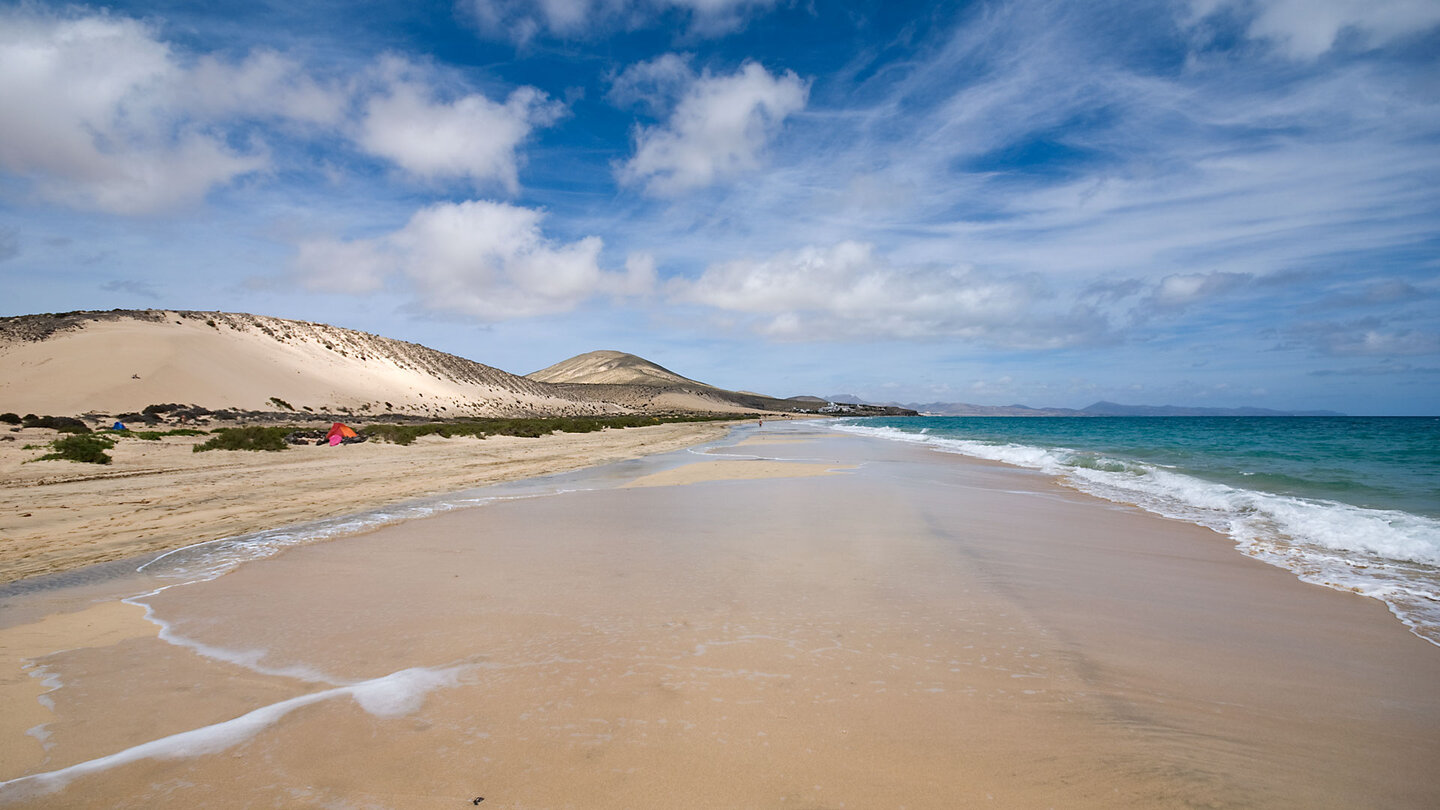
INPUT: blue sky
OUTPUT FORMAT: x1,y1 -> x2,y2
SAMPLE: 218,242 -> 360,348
1,0 -> 1437,414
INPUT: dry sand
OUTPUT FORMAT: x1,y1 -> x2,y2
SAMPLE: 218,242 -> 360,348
0,421 -> 732,583
2,424 -> 1437,808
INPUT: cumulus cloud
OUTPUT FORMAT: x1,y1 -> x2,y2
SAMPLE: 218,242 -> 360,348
293,200 -> 643,320
0,8 -> 270,213
0,8 -> 560,212
1188,0 -> 1440,58
618,61 -> 808,195
464,0 -> 778,43
358,57 -> 564,191
670,241 -> 1106,347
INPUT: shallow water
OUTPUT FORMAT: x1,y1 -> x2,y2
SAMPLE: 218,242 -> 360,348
836,417 -> 1440,646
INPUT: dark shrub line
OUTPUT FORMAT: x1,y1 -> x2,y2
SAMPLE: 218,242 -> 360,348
193,426 -> 291,453
361,414 -> 741,446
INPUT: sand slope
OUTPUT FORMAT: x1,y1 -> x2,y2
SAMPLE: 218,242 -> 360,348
0,311 -> 621,418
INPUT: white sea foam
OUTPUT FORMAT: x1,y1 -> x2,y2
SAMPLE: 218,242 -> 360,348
136,496 -> 488,584
835,423 -> 1440,646
122,585 -> 341,684
0,665 -> 463,799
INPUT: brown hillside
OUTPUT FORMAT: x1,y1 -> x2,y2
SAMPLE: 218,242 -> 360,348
527,350 -> 707,388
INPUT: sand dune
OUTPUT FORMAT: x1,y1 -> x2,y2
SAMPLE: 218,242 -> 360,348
0,310 -> 621,418
1,311 -> 915,419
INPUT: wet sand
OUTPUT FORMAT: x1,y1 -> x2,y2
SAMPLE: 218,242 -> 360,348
2,423 -> 1438,808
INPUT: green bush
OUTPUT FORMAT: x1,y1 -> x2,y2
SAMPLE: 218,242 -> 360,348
194,426 -> 290,453
39,433 -> 116,464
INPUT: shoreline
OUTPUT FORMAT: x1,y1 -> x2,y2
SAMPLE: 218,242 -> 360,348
0,420 -> 736,585
3,422 -> 1438,807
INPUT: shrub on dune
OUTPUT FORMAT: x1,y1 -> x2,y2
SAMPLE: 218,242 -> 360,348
194,426 -> 290,452
39,434 -> 116,464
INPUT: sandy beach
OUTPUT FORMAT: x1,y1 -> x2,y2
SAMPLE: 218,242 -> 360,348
0,421 -> 733,584
2,422 -> 1437,808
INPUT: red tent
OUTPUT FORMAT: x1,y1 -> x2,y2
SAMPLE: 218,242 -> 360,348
326,422 -> 358,446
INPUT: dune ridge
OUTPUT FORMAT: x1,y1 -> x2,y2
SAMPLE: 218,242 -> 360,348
0,310 -> 612,419
1,311 -> 917,419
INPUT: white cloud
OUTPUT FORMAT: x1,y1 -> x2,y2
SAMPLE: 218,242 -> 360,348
617,252 -> 659,296
358,57 -> 564,192
1189,0 -> 1440,58
607,52 -> 696,114
293,200 -> 633,320
0,8 -> 560,212
670,241 -> 1103,346
1147,272 -> 1252,308
618,61 -> 808,195
185,49 -> 349,126
0,8 -> 268,213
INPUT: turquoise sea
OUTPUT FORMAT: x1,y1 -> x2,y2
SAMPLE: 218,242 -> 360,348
834,416 -> 1440,646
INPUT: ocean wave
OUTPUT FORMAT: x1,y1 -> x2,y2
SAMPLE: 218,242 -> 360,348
834,423 -> 1440,646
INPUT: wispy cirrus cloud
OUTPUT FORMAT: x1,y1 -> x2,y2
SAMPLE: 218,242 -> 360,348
462,0 -> 779,44
1186,0 -> 1440,59
608,0 -> 1439,356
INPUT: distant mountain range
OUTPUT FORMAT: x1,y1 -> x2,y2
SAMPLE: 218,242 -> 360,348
827,396 -> 1344,417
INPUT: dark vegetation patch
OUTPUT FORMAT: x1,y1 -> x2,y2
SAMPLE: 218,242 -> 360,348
0,413 -> 20,425
21,415 -> 91,433
268,397 -> 295,411
194,426 -> 290,453
39,433 -> 116,464
109,428 -> 210,441
361,414 -> 740,446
